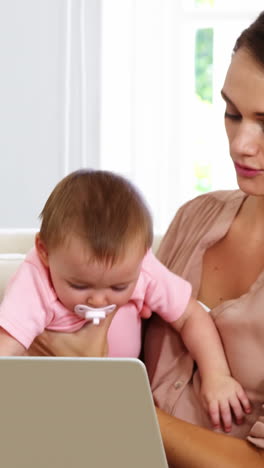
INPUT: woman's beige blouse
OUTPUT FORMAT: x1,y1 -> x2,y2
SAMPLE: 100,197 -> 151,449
144,190 -> 264,448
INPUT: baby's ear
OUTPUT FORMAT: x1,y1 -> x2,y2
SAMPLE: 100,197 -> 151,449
35,233 -> 49,267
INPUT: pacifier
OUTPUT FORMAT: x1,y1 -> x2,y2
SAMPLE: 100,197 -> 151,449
74,304 -> 116,325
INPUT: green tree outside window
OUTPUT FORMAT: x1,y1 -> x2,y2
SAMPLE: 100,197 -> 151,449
193,27 -> 214,193
195,29 -> 213,103
195,0 -> 214,7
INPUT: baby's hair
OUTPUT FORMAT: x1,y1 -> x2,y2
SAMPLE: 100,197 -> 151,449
39,169 -> 153,264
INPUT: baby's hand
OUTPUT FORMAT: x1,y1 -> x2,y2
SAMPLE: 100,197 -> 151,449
200,374 -> 251,432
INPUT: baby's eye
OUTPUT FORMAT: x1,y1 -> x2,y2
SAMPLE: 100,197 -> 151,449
68,283 -> 88,290
257,119 -> 264,132
111,285 -> 128,292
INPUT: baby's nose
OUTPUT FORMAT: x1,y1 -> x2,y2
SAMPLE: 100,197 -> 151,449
86,291 -> 108,309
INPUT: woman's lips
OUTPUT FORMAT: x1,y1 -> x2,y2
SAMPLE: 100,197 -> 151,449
234,162 -> 264,178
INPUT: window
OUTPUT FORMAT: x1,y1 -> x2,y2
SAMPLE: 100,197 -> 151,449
100,0 -> 264,233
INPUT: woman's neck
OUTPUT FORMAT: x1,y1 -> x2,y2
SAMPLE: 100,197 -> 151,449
237,194 -> 264,239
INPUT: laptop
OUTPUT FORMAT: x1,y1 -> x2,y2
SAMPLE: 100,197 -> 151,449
0,357 -> 168,468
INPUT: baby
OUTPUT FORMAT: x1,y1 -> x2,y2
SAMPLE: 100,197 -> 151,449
0,169 -> 250,431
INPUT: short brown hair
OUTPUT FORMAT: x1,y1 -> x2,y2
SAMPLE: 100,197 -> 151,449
39,169 -> 153,264
233,11 -> 264,67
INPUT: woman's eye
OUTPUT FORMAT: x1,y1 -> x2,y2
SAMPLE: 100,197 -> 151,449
224,111 -> 241,121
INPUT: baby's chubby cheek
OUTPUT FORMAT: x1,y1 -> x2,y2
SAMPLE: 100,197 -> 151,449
56,289 -> 84,312
116,283 -> 139,308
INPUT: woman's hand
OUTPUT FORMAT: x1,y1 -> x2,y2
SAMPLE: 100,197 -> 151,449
28,310 -> 117,357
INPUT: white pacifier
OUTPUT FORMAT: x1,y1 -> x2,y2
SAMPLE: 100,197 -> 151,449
74,304 -> 116,325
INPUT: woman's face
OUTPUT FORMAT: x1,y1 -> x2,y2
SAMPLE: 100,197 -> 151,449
222,48 -> 264,196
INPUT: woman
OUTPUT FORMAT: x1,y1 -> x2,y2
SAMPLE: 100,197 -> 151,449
30,11 -> 264,467
143,10 -> 264,466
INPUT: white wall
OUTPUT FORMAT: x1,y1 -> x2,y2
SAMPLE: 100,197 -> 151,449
0,0 -> 101,228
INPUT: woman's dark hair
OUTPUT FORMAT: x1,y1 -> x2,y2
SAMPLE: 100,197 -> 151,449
234,11 -> 264,67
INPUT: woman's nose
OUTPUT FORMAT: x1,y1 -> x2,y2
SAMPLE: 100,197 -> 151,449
230,121 -> 260,157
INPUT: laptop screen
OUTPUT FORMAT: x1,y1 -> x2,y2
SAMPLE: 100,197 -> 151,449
0,357 -> 168,468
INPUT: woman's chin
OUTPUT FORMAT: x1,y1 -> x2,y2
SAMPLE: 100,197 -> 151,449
236,175 -> 264,197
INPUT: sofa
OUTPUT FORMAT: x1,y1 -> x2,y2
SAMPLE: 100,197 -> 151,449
0,229 -> 162,302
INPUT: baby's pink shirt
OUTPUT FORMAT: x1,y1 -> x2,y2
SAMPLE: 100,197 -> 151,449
0,248 -> 191,357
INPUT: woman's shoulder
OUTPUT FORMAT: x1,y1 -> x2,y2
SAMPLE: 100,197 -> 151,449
181,189 -> 244,214
158,189 -> 244,265
173,189 -> 244,228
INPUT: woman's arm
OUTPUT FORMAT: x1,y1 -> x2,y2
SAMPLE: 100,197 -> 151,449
156,407 -> 264,468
